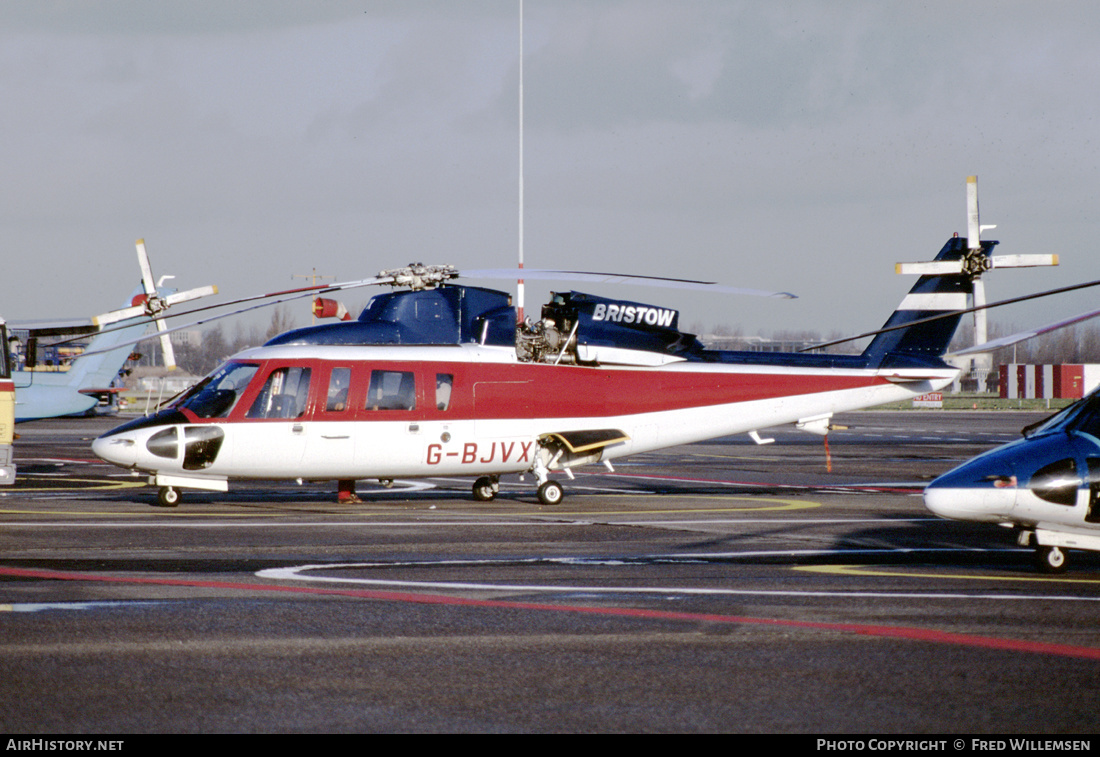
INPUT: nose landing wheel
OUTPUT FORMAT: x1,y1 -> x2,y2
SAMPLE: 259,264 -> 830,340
1035,545 -> 1068,573
156,486 -> 181,507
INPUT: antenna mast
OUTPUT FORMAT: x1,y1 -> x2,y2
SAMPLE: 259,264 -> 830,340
517,0 -> 525,323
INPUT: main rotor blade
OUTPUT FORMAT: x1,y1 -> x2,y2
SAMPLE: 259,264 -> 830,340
156,275 -> 395,322
76,265 -> 789,355
950,306 -> 1100,356
73,275 -> 394,360
457,268 -> 797,299
803,278 -> 1100,352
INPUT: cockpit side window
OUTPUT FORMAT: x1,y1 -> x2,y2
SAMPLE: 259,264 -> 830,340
179,362 -> 259,419
366,370 -> 415,411
247,366 -> 312,419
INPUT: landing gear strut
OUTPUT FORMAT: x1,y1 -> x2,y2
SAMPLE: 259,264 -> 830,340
530,452 -> 565,505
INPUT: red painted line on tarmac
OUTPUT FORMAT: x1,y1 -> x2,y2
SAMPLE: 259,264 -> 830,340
3,565 -> 1098,661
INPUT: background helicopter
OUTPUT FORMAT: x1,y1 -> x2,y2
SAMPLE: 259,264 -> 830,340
10,240 -> 216,422
925,389 -> 1100,573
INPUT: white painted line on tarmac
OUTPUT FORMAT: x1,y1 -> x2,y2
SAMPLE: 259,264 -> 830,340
256,556 -> 1100,602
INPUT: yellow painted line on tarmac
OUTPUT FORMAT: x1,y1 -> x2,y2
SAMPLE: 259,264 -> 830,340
0,477 -> 288,517
0,508 -> 285,517
550,494 -> 821,516
3,478 -> 148,492
796,564 -> 1100,585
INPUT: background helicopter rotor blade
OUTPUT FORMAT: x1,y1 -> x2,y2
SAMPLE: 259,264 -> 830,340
136,239 -> 176,370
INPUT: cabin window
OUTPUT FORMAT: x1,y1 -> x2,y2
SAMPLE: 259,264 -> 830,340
247,366 -> 312,419
1088,458 -> 1100,524
366,370 -> 415,411
180,362 -> 259,419
326,367 -> 352,412
435,373 -> 453,411
147,428 -> 179,459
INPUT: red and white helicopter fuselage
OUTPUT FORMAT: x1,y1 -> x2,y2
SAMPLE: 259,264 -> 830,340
93,327 -> 956,506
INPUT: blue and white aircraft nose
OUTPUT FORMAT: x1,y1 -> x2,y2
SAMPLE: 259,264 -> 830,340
923,447 -> 1020,524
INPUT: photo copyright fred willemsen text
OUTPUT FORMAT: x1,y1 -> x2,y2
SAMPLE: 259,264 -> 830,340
817,740 -> 1091,752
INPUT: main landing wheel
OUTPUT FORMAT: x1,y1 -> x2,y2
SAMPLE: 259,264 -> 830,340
1035,545 -> 1068,574
537,480 -> 564,506
472,476 -> 497,502
156,486 -> 181,508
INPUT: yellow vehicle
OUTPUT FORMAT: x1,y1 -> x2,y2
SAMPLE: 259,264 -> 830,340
0,316 -> 15,483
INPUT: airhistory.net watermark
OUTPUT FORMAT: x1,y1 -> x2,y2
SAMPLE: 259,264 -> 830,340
6,741 -> 124,752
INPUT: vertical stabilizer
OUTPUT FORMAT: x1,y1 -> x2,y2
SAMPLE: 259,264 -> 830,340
14,286 -> 160,422
64,289 -> 155,391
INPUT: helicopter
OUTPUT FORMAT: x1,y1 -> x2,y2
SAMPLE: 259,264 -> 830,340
91,176 -> 1100,509
925,388 -> 1100,574
91,233 -> 980,508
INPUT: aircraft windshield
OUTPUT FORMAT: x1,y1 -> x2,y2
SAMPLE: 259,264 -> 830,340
178,362 -> 259,419
1024,386 -> 1100,438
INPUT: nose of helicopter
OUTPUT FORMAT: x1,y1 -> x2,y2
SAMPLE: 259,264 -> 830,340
92,433 -> 138,468
923,449 -> 1019,523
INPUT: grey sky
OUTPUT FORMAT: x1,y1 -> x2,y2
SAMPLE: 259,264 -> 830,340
2,1 -> 1097,342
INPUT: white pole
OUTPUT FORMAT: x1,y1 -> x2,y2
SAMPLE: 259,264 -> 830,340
967,176 -> 992,388
517,0 -> 525,323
